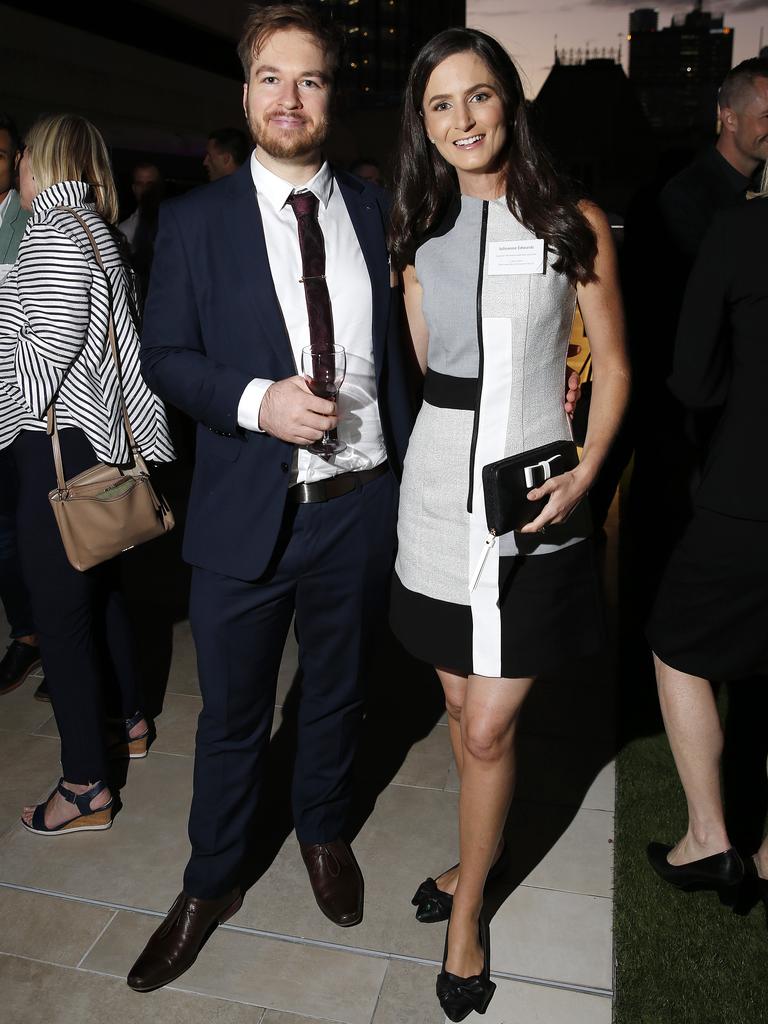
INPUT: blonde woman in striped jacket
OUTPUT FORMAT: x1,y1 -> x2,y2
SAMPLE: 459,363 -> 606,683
0,114 -> 174,835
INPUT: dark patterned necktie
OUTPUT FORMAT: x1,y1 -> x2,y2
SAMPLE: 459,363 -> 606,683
285,190 -> 334,354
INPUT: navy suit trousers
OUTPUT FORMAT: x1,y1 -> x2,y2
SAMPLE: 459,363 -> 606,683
183,469 -> 398,898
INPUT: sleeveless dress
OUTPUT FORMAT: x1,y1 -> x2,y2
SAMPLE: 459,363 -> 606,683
390,195 -> 604,679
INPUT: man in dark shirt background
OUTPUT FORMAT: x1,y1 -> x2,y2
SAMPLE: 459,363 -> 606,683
660,58 -> 768,262
624,58 -> 768,614
203,126 -> 250,181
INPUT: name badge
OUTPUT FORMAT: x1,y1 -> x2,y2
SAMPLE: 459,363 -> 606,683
487,239 -> 545,276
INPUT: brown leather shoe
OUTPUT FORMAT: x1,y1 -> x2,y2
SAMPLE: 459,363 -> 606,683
299,838 -> 364,927
127,888 -> 242,992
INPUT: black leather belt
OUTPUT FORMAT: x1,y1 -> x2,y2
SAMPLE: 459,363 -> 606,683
288,462 -> 389,504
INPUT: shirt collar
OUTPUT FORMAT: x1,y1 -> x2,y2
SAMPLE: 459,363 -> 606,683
250,152 -> 333,212
0,189 -> 14,227
708,146 -> 753,193
31,180 -> 93,216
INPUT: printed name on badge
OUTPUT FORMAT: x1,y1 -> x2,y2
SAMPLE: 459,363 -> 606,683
488,239 -> 545,276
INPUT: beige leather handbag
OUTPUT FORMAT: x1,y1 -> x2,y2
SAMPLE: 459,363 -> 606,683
47,210 -> 174,572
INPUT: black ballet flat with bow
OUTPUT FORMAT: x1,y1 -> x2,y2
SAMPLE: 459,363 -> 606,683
436,914 -> 496,1022
411,841 -> 509,923
646,842 -> 744,894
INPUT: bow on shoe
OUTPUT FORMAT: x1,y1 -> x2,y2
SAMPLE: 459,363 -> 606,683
436,970 -> 496,1022
412,877 -> 454,921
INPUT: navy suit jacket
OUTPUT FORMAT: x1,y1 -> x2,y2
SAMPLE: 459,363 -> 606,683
141,160 -> 413,581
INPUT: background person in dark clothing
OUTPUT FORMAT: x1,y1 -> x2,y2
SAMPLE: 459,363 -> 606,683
660,57 -> 768,263
119,161 -> 165,307
118,162 -> 163,251
0,111 -> 43,699
624,58 -> 768,613
203,126 -> 249,181
646,173 -> 768,906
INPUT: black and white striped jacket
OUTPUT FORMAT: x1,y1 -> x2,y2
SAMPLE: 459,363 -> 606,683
0,180 -> 174,464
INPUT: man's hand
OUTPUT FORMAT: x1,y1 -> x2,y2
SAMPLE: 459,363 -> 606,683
259,376 -> 337,444
564,343 -> 583,418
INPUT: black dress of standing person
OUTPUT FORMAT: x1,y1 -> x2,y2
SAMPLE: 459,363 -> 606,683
645,187 -> 768,905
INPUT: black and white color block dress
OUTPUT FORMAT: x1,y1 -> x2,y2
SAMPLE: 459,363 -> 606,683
390,195 -> 604,679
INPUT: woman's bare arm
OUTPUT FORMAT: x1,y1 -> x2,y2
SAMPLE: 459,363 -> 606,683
520,202 -> 631,532
402,263 -> 429,375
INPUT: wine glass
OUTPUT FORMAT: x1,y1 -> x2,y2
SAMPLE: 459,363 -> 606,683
301,345 -> 347,458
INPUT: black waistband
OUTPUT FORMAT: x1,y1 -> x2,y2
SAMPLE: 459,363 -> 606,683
423,369 -> 477,411
288,461 -> 388,504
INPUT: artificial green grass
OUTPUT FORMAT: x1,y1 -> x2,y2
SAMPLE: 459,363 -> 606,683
614,724 -> 768,1024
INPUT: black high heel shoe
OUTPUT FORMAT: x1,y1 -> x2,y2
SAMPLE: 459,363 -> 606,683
412,841 -> 509,923
436,914 -> 496,1022
646,842 -> 744,894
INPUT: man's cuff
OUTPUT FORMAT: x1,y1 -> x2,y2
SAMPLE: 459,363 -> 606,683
237,378 -> 274,432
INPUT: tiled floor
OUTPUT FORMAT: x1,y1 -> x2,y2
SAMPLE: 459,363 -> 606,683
0,525 -> 617,1023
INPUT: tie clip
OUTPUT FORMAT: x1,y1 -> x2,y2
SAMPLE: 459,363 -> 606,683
299,274 -> 326,283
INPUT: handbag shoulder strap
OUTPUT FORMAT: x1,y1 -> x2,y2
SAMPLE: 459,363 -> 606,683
47,207 -> 141,488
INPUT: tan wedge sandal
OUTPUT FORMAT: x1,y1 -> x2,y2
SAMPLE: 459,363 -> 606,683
109,710 -> 151,759
21,779 -> 114,836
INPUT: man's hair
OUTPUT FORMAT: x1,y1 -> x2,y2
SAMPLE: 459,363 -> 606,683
237,2 -> 343,83
0,112 -> 21,154
132,160 -> 161,177
208,128 -> 250,167
719,58 -> 768,111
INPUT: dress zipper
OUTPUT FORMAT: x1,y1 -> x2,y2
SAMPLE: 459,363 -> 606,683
466,200 -> 489,514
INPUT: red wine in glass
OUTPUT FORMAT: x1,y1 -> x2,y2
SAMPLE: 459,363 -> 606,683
301,345 -> 347,458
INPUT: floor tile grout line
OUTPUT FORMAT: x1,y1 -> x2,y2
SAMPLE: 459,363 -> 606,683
76,908 -> 119,969
0,951 -> 273,1011
0,726 -> 58,737
0,882 -> 612,999
392,777 -> 617,815
367,957 -> 390,1024
0,875 -> 614,910
1,947 -> 613,1004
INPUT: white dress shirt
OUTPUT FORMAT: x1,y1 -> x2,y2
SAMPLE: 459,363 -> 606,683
237,153 -> 386,484
119,207 -> 140,249
0,189 -> 16,284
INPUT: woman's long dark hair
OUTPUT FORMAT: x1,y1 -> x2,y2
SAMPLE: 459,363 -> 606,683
389,28 -> 597,284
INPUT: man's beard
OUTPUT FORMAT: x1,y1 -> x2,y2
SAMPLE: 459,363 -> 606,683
249,110 -> 330,160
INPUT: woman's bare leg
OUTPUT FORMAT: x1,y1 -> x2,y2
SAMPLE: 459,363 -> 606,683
439,668 -> 467,783
754,835 -> 768,880
445,673 -> 534,977
432,669 -> 504,898
654,654 -> 731,864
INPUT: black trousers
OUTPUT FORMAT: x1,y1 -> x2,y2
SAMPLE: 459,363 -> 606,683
11,429 -> 142,784
183,469 -> 398,899
0,448 -> 35,637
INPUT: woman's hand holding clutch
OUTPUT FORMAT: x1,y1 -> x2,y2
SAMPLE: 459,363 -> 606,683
518,465 -> 592,535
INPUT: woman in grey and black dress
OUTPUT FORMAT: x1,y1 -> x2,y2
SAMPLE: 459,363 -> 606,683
388,29 -> 630,1020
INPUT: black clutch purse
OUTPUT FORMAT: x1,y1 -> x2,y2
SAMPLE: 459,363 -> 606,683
482,439 -> 580,536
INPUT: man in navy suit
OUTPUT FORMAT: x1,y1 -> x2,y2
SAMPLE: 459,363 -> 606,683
128,4 -> 413,993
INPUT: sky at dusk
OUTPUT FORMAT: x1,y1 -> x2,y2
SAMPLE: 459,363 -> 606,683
466,0 -> 768,97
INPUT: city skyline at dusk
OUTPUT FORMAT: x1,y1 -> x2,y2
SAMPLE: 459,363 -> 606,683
467,0 -> 768,96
